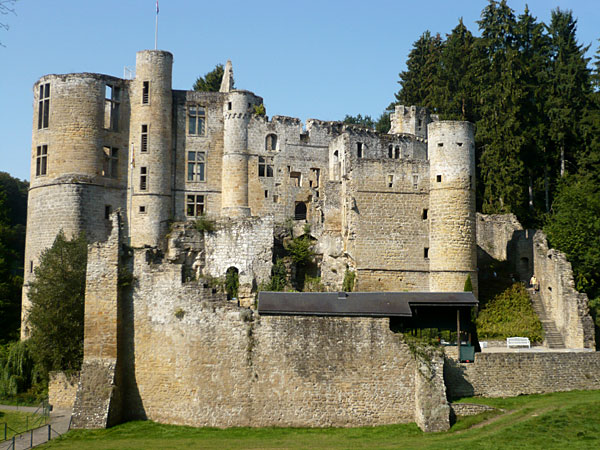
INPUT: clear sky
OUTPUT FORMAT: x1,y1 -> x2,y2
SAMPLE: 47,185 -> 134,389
1,0 -> 598,181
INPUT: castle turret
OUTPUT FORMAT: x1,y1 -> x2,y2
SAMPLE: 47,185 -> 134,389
221,90 -> 257,217
428,121 -> 477,296
129,50 -> 173,247
22,73 -> 130,337
389,105 -> 431,138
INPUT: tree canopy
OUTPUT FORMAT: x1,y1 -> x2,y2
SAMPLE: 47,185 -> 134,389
193,64 -> 227,92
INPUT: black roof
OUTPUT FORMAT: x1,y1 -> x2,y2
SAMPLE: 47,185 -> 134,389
257,291 -> 477,317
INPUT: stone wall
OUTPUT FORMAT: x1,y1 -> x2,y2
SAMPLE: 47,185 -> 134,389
48,371 -> 79,410
533,231 -> 595,349
445,352 -> 600,399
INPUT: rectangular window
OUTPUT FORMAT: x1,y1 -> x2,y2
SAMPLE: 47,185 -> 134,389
104,205 -> 112,220
290,171 -> 301,186
141,124 -> 148,152
142,81 -> 150,104
102,146 -> 118,178
186,194 -> 205,217
104,84 -> 120,131
188,105 -> 206,135
387,174 -> 394,188
139,205 -> 147,214
140,167 -> 147,190
38,83 -> 50,129
424,247 -> 429,259
436,174 -> 442,183
258,156 -> 273,177
413,174 -> 418,189
36,145 -> 48,176
357,142 -> 363,158
422,209 -> 428,220
187,151 -> 206,181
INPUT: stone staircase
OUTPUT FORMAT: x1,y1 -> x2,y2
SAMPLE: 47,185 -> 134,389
528,288 -> 565,349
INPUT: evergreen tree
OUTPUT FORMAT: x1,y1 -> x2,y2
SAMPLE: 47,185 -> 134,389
193,64 -> 227,92
395,31 -> 443,109
343,114 -> 375,129
26,232 -> 87,376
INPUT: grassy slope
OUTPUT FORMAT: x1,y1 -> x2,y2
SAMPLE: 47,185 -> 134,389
39,390 -> 600,449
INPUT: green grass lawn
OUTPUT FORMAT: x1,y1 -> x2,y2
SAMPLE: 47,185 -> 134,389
39,390 -> 600,449
0,409 -> 47,440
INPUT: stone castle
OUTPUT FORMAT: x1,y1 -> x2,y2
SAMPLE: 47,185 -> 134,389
23,50 -> 598,432
22,49 -> 477,327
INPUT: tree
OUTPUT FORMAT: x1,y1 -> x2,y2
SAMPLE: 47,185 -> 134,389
0,0 -> 17,47
343,114 -> 375,129
26,232 -> 87,376
193,64 -> 227,92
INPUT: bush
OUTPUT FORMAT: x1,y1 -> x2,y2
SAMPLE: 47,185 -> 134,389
342,269 -> 356,292
464,275 -> 473,292
194,216 -> 216,233
476,283 -> 544,342
286,236 -> 314,267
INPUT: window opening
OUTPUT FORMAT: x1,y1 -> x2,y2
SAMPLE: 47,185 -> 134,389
139,205 -> 147,214
228,102 -> 232,110
186,194 -> 205,216
424,247 -> 429,258
142,81 -> 149,104
140,167 -> 147,190
38,83 -> 50,129
388,144 -> 393,158
290,171 -> 301,187
457,142 -> 463,147
413,174 -> 418,189
104,205 -> 112,220
36,145 -> 48,176
141,124 -> 148,152
438,142 -> 443,147
422,209 -> 428,220
225,267 -> 239,300
387,175 -> 394,188
357,142 -> 363,158
258,156 -> 273,177
273,194 -> 279,203
104,84 -> 120,130
436,175 -> 442,182
29,261 -> 33,274
102,146 -> 118,178
294,202 -> 307,220
187,151 -> 206,181
265,134 -> 277,151
188,105 -> 206,135
394,146 -> 400,159
310,168 -> 320,188
264,190 -> 269,198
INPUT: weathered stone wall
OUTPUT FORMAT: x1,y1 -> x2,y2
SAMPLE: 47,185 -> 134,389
533,231 -> 595,349
122,253 -> 439,428
414,353 -> 450,432
71,213 -> 121,429
445,352 -> 600,399
49,371 -> 80,410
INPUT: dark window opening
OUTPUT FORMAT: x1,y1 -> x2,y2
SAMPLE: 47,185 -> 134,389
387,175 -> 393,188
264,190 -> 269,198
294,202 -> 307,220
36,145 -> 48,176
102,146 -> 118,178
104,205 -> 112,220
395,146 -> 400,159
438,142 -> 443,147
228,102 -> 232,110
140,166 -> 147,191
422,209 -> 428,220
38,83 -> 50,129
418,118 -> 422,127
457,142 -> 463,147
424,247 -> 429,259
273,194 -> 279,203
29,261 -> 33,274
357,142 -> 363,158
388,144 -> 393,158
436,174 -> 442,183
266,134 -> 277,151
187,151 -> 206,181
188,105 -> 206,135
258,156 -> 273,177
142,81 -> 149,104
139,205 -> 146,214
141,124 -> 148,152
186,194 -> 205,217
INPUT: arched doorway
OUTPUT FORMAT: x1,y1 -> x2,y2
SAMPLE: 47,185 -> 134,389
294,202 -> 307,220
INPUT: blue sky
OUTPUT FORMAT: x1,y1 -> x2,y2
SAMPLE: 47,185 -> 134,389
1,0 -> 598,181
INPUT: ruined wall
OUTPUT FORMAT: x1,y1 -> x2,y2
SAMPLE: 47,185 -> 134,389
49,371 -> 79,410
122,251 -> 440,428
445,352 -> 600,399
533,231 -> 595,349
71,213 -> 121,429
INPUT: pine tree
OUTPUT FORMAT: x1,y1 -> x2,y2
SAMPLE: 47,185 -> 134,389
193,64 -> 227,92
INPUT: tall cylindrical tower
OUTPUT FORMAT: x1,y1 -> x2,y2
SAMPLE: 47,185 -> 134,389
22,73 -> 129,337
129,50 -> 173,247
428,121 -> 478,296
221,91 -> 253,217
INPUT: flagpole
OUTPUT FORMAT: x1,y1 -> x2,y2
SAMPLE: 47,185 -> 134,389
154,1 -> 159,50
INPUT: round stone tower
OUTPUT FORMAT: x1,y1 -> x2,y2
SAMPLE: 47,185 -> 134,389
428,121 -> 478,296
22,73 -> 129,337
129,50 -> 173,247
221,90 -> 257,217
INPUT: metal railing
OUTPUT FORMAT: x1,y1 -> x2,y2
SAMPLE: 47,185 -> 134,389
1,398 -> 51,443
0,424 -> 62,450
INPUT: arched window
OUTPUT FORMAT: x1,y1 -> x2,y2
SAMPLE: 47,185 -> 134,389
265,134 -> 277,151
388,144 -> 393,158
225,266 -> 239,300
295,202 -> 307,220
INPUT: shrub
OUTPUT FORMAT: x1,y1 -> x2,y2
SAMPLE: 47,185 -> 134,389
286,236 -> 314,267
464,275 -> 473,292
194,216 -> 216,233
342,269 -> 356,292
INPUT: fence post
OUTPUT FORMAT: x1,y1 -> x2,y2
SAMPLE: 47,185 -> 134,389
30,429 -> 33,448
3,422 -> 6,440
48,424 -> 51,440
